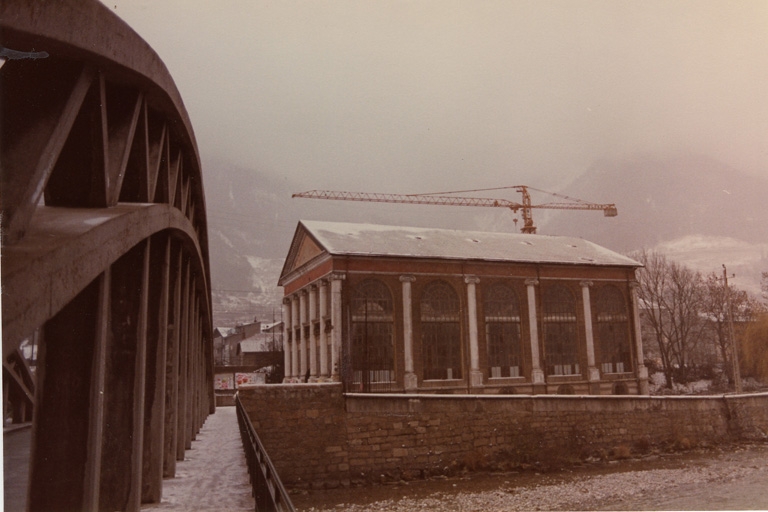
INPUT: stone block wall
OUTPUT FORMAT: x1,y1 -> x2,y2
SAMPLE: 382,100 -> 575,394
238,386 -> 768,488
238,383 -> 349,486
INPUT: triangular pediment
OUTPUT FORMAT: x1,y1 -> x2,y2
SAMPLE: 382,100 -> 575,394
294,234 -> 323,268
278,222 -> 328,285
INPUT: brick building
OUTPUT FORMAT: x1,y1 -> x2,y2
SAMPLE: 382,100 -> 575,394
278,220 -> 648,395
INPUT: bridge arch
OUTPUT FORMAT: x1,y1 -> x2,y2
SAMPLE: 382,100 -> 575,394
2,1 -> 214,509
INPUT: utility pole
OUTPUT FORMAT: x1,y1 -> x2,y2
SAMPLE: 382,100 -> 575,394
723,264 -> 742,393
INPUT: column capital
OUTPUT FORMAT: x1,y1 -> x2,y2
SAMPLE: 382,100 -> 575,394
310,283 -> 318,291
300,288 -> 309,296
525,278 -> 539,287
320,278 -> 329,287
629,281 -> 641,290
580,280 -> 594,288
399,274 -> 416,283
329,272 -> 346,281
464,275 -> 480,285
282,297 -> 292,305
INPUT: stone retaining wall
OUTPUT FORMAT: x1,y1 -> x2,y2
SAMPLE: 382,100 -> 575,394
238,384 -> 768,488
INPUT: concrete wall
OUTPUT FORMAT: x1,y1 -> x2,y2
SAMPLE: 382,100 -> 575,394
239,384 -> 768,489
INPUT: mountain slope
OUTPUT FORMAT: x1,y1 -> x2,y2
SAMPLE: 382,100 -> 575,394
541,153 -> 767,251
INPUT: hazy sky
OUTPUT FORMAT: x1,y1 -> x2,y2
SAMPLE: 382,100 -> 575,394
108,1 -> 767,193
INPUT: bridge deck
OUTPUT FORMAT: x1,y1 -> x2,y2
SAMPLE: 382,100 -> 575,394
142,406 -> 255,511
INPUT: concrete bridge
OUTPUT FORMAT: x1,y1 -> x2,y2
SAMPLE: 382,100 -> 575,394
2,1 -> 216,509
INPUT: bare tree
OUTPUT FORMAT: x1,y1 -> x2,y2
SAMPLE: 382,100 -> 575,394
632,250 -> 707,387
632,250 -> 674,387
664,259 -> 707,377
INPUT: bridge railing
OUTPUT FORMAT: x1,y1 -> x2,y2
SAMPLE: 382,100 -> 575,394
236,392 -> 296,512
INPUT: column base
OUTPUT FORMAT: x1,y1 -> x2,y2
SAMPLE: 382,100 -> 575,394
469,370 -> 484,389
637,365 -> 650,395
588,366 -> 601,382
404,372 -> 418,391
308,376 -> 319,383
531,368 -> 545,384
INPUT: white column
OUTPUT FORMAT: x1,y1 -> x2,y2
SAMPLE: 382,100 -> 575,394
465,276 -> 483,388
319,279 -> 329,380
630,282 -> 649,394
330,273 -> 345,381
308,284 -> 318,382
291,295 -> 299,381
526,278 -> 545,384
299,289 -> 308,381
400,275 -> 417,390
282,298 -> 292,383
581,281 -> 600,383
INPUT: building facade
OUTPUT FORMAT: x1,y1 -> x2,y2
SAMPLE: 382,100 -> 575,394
278,221 -> 649,395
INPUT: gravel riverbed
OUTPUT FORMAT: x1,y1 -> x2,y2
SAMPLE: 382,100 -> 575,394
293,443 -> 768,511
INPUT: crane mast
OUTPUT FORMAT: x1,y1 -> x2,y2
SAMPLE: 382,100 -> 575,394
292,185 -> 617,234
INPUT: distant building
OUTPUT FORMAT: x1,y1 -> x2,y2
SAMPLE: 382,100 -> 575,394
213,320 -> 261,365
278,220 -> 649,394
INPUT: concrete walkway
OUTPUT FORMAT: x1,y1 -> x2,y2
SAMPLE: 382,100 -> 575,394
3,407 -> 254,511
143,406 -> 255,511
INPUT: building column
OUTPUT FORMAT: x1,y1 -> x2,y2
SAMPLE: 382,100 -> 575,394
299,289 -> 309,381
330,273 -> 345,381
525,278 -> 545,386
465,276 -> 483,388
319,279 -> 329,380
308,284 -> 318,382
291,294 -> 299,382
581,281 -> 601,393
629,282 -> 650,395
400,275 -> 418,391
282,298 -> 292,382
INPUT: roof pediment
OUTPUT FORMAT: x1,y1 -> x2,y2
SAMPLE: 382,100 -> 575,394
278,222 -> 329,285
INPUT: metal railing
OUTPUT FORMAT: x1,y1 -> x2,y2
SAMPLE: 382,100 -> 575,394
235,393 -> 295,512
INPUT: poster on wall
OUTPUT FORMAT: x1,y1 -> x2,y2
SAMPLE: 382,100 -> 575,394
214,373 -> 235,390
236,372 -> 265,387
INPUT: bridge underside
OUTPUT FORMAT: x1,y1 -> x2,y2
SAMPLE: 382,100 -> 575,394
2,1 -> 214,510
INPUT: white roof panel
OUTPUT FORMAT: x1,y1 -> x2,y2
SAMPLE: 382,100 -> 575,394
301,220 -> 639,267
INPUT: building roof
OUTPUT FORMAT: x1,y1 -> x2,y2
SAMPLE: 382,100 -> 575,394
298,220 -> 640,268
238,338 -> 267,353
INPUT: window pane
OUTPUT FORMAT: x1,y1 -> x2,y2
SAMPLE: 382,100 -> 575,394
596,285 -> 632,373
543,285 -> 579,376
484,284 -> 522,378
351,279 -> 394,388
421,281 -> 461,380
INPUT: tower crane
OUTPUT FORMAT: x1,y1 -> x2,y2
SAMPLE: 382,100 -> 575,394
292,185 -> 617,234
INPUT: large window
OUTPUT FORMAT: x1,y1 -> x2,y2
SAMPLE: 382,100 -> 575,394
421,281 -> 462,380
596,285 -> 632,373
351,279 -> 394,389
543,284 -> 579,376
484,283 -> 523,378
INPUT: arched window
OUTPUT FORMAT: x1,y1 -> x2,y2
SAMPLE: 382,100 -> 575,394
484,283 -> 522,378
596,285 -> 632,374
421,281 -> 462,380
351,279 -> 394,388
543,285 -> 579,376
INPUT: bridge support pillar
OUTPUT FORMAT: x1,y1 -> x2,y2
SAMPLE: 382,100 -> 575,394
29,277 -> 105,512
142,234 -> 171,503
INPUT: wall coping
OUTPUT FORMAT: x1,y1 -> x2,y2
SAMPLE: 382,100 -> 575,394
344,391 -> 768,401
238,383 -> 342,391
